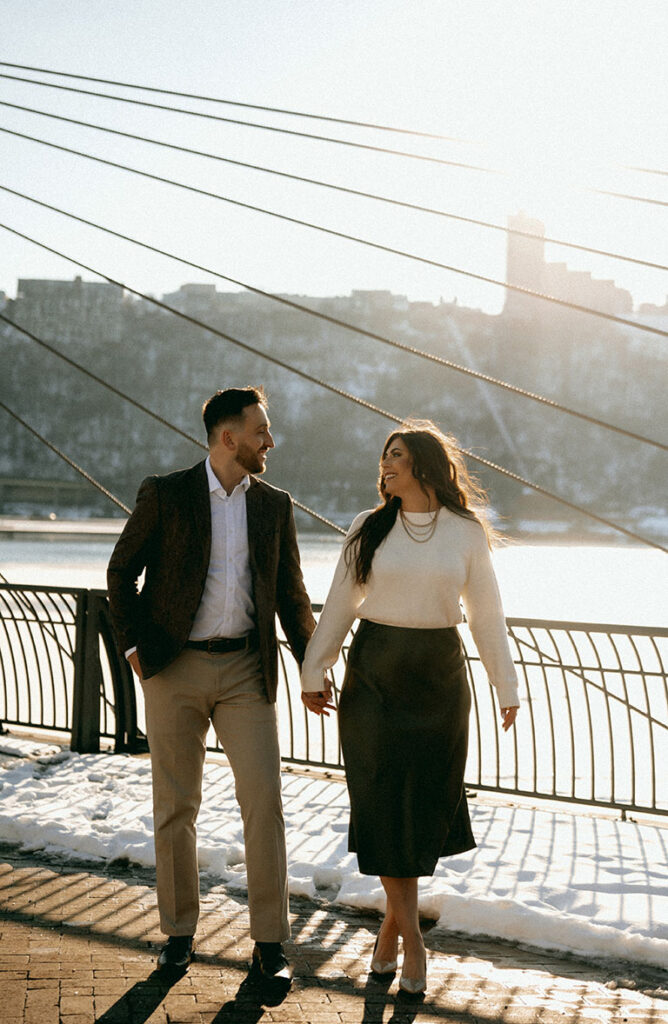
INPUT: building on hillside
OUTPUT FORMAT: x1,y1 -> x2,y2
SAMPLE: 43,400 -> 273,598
503,212 -> 632,322
161,283 -> 219,318
13,276 -> 125,343
350,290 -> 409,313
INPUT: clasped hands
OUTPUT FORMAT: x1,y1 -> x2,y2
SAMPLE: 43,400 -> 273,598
301,678 -> 335,716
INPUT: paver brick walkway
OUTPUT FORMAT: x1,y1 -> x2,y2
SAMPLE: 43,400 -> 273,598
0,847 -> 666,1023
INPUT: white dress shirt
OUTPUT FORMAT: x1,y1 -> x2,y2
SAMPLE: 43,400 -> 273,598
126,459 -> 256,658
188,457 -> 255,639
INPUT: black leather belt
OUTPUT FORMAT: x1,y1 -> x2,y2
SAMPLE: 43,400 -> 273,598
185,636 -> 251,654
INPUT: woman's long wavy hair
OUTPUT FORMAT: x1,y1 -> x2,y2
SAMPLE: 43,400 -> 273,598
345,421 -> 496,585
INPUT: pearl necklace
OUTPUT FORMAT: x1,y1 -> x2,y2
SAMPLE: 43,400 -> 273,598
399,508 -> 439,543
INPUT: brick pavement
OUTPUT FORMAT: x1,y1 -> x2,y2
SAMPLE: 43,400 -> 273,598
0,848 -> 666,1024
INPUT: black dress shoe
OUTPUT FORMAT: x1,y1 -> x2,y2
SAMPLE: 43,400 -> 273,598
251,942 -> 292,981
158,934 -> 195,969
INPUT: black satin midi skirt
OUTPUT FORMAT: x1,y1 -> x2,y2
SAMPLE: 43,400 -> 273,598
338,619 -> 476,877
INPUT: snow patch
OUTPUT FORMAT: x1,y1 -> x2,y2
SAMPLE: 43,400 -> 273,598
0,747 -> 666,969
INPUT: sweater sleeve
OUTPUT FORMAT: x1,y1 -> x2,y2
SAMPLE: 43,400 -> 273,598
300,511 -> 369,692
460,528 -> 520,709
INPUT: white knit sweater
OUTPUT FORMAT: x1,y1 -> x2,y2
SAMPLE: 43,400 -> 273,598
300,507 -> 520,709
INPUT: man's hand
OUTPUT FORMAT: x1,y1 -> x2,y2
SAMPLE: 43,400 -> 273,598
127,650 -> 143,681
302,681 -> 335,717
501,706 -> 518,731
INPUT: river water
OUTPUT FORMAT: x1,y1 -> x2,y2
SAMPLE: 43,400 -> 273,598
0,531 -> 666,626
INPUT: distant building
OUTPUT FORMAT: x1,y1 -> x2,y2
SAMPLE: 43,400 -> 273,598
162,283 -> 219,318
637,297 -> 668,317
504,212 -> 632,321
504,213 -> 545,316
350,290 -> 409,313
634,296 -> 668,333
13,276 -> 125,343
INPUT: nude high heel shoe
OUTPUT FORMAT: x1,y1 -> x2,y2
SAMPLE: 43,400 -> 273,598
399,952 -> 427,994
370,935 -> 398,975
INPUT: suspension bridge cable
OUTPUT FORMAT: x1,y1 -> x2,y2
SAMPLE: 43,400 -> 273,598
589,188 -> 668,209
0,73 -> 498,175
623,165 -> 668,178
0,60 -> 469,143
2,119 -> 664,276
4,183 -> 666,454
2,80 -> 665,209
2,130 -> 665,341
5,61 -> 668,191
0,312 -> 203,445
1,220 -> 664,553
0,313 -> 344,534
0,399 -> 131,514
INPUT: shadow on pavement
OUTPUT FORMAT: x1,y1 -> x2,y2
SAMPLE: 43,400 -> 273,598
210,970 -> 292,1022
360,971 -> 423,1024
1,845 -> 667,1024
94,968 -> 184,1023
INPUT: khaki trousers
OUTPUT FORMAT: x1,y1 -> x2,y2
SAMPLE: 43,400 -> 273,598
140,645 -> 289,941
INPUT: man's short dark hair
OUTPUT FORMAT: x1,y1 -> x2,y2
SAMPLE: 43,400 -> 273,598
202,386 -> 267,439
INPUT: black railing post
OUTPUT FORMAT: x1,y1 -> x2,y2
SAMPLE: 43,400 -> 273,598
93,590 -> 147,754
71,590 -> 102,753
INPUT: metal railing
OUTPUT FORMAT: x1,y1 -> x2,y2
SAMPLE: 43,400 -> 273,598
1,583 -> 666,818
0,583 -> 141,753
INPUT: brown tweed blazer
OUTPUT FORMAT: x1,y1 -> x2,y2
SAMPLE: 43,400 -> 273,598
107,460 -> 316,700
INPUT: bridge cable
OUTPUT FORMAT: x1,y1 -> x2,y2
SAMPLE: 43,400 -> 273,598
4,61 -> 668,187
0,73 -> 498,175
7,304 -> 660,541
0,60 -> 469,143
0,313 -> 203,446
2,77 -> 665,207
1,132 -> 666,341
623,165 -> 668,178
0,399 -> 131,514
1,219 -> 665,554
1,118 -> 664,275
0,316 -> 344,535
3,184 -> 665,453
590,189 -> 668,209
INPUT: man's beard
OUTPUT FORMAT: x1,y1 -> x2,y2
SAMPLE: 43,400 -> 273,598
236,441 -> 267,475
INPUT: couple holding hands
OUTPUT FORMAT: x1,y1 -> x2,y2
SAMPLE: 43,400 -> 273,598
108,385 -> 519,995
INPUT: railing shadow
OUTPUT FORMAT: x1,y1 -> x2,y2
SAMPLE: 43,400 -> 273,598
2,848 -> 667,1024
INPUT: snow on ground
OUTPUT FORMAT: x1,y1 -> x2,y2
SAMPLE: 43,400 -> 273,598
0,735 -> 666,970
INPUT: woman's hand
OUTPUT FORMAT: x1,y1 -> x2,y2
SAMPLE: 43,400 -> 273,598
501,706 -> 518,731
302,682 -> 336,717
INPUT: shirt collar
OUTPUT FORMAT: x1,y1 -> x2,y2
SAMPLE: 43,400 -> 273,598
205,456 -> 250,497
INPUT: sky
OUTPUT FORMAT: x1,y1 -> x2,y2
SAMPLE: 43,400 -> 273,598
0,0 -> 666,312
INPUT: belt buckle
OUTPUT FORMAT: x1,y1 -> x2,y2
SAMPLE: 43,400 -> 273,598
207,638 -> 218,654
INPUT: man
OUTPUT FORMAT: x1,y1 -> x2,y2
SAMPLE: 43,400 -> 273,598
107,387 -> 317,977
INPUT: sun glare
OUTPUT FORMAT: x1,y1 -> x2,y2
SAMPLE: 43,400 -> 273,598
493,127 -> 610,223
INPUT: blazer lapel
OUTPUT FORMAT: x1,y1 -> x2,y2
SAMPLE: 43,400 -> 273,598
246,477 -> 264,575
188,461 -> 212,571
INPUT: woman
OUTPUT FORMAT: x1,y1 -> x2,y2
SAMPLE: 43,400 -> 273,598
301,422 -> 519,995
